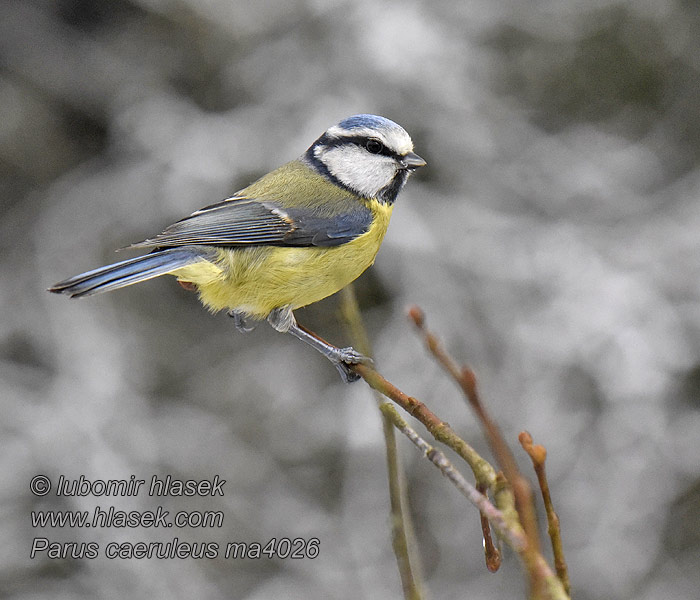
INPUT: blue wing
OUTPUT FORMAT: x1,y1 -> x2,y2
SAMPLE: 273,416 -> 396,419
129,196 -> 373,249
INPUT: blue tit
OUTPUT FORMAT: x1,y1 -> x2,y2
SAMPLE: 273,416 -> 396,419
50,114 -> 426,382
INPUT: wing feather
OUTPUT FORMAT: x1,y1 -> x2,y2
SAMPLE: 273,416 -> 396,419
130,196 -> 372,249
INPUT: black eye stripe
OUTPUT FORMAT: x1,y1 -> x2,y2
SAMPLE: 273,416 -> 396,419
319,134 -> 398,158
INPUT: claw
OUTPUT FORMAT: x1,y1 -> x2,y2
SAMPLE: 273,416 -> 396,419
228,310 -> 255,333
334,361 -> 362,383
334,347 -> 372,366
331,348 -> 372,383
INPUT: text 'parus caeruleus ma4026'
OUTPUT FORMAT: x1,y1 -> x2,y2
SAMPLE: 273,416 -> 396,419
50,114 -> 426,382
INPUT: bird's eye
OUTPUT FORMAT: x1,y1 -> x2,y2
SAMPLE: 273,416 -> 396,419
365,138 -> 384,154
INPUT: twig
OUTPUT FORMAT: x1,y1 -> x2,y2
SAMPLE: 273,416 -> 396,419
407,306 -> 545,596
317,303 -> 569,598
353,363 -> 496,491
396,307 -> 501,569
519,432 -> 571,596
382,415 -> 423,600
378,403 -> 569,600
477,480 -> 502,572
345,359 -> 568,598
380,402 -> 524,550
339,287 -> 424,600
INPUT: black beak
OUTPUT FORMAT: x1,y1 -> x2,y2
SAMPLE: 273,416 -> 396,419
400,152 -> 427,171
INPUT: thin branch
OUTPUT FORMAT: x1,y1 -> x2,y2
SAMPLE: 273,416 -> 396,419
353,363 -> 496,491
477,480 -> 502,572
379,402 -> 570,600
339,287 -> 424,600
519,431 -> 571,597
382,415 -> 423,600
407,306 -> 545,597
312,304 -> 570,599
379,402 -> 525,551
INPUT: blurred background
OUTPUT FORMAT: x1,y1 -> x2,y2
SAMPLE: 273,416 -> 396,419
1,0 -> 699,598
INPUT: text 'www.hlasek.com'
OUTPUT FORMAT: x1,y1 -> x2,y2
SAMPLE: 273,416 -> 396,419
29,474 -> 320,560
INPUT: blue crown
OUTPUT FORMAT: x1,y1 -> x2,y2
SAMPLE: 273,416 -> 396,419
338,114 -> 401,131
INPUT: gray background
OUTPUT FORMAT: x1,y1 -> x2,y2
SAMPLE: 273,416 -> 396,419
1,0 -> 699,598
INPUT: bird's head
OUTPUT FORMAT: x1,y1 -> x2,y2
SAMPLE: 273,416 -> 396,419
305,114 -> 426,203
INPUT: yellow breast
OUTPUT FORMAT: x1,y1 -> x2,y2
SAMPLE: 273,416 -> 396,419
171,199 -> 393,318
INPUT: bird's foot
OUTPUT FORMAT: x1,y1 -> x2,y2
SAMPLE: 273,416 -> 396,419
330,348 -> 373,384
228,310 -> 256,333
267,307 -> 373,383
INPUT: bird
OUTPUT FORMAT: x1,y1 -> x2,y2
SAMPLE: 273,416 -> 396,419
49,114 -> 426,382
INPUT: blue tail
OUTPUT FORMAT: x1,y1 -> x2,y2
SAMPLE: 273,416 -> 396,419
49,247 -> 211,298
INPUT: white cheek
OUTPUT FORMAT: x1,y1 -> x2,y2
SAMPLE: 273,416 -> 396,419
320,146 -> 396,197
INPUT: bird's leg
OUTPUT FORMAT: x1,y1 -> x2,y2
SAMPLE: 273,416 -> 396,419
228,310 -> 256,333
267,306 -> 371,383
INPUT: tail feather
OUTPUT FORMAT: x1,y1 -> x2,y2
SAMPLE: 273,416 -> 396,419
49,247 -> 210,298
